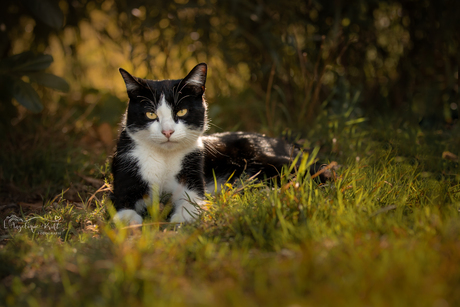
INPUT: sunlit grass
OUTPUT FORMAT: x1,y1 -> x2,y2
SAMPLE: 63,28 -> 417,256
1,123 -> 460,306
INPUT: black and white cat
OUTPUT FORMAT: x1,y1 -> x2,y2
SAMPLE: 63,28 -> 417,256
111,63 -> 330,225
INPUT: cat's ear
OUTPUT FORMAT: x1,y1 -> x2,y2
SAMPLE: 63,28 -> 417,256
182,63 -> 207,95
119,68 -> 143,95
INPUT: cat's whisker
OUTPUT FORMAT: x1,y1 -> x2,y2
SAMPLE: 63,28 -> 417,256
173,82 -> 190,105
137,95 -> 155,107
177,95 -> 192,105
146,82 -> 157,104
207,122 -> 223,130
172,84 -> 180,104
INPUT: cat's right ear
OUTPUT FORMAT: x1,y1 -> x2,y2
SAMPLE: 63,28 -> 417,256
182,63 -> 207,95
119,68 -> 143,96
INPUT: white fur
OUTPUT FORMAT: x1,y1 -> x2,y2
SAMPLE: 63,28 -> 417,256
186,68 -> 205,86
113,209 -> 143,226
125,94 -> 205,223
205,178 -> 227,196
169,189 -> 203,223
125,83 -> 137,91
135,198 -> 147,213
186,77 -> 203,86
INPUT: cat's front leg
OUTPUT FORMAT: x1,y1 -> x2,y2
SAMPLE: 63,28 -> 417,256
110,158 -> 149,226
169,150 -> 206,223
113,208 -> 143,226
169,187 -> 205,223
112,196 -> 147,226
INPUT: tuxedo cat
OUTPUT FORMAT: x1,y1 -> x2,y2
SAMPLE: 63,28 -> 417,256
111,63 -> 329,225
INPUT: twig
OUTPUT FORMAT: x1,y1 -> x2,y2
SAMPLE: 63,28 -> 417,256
121,221 -> 179,229
0,203 -> 18,211
76,173 -> 105,188
50,187 -> 70,205
305,36 -> 326,122
87,183 -> 112,207
265,62 -> 276,131
369,205 -> 397,218
231,171 -> 262,195
311,161 -> 338,179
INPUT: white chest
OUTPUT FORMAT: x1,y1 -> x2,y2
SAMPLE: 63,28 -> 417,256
128,144 -> 186,193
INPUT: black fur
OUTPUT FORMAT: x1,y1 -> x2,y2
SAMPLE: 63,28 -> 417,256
203,132 -> 328,185
177,149 -> 206,197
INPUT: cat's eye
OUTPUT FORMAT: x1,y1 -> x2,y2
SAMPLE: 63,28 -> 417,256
146,112 -> 157,120
177,109 -> 188,117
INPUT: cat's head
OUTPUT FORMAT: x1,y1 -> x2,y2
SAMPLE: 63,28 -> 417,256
119,63 -> 208,151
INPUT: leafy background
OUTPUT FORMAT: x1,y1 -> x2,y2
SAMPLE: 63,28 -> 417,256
2,0 -> 459,130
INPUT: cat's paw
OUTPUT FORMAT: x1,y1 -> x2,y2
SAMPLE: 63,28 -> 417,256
113,209 -> 143,226
169,205 -> 198,223
170,212 -> 185,223
170,212 -> 193,223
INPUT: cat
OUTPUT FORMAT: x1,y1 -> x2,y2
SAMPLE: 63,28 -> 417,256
110,63 -> 331,225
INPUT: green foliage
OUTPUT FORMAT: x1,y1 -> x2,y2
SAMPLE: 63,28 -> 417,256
11,78 -> 43,113
20,0 -> 64,29
0,52 -> 69,113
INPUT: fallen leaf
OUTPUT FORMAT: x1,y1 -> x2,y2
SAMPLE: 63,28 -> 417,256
76,173 -> 105,188
442,151 -> 458,162
96,122 -> 114,147
18,202 -> 43,210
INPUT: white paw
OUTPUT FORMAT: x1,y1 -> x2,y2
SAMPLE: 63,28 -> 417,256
113,209 -> 143,226
170,212 -> 191,223
170,202 -> 199,223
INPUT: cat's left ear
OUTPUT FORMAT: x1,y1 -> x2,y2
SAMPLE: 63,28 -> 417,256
182,63 -> 207,95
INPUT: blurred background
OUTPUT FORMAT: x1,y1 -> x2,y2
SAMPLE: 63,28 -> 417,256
0,0 -> 459,204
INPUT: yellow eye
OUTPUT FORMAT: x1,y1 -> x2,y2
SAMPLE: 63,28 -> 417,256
177,109 -> 188,117
146,112 -> 157,120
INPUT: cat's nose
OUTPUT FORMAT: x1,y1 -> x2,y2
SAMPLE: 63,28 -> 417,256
162,130 -> 175,139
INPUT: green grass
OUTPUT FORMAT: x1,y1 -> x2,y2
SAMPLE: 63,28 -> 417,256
1,122 -> 460,307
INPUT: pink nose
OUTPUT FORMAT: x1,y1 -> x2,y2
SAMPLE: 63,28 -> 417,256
162,130 -> 175,138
